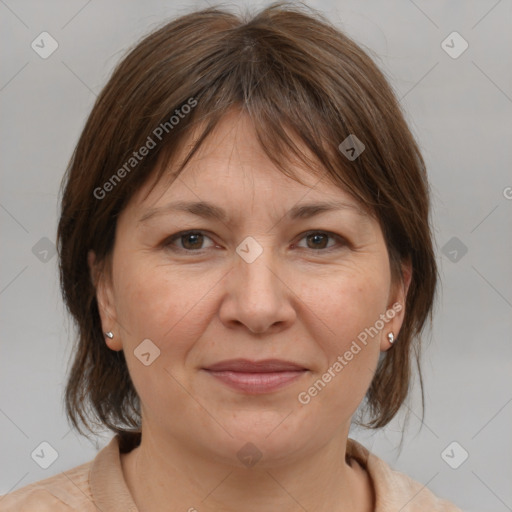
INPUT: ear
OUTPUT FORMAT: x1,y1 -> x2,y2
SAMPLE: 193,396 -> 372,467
87,250 -> 122,351
380,257 -> 412,351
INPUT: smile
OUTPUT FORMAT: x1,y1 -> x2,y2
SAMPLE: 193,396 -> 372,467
203,369 -> 307,394
202,358 -> 309,394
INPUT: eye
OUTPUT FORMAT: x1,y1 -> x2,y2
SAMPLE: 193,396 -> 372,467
294,231 -> 346,251
164,230 -> 216,252
163,229 -> 347,254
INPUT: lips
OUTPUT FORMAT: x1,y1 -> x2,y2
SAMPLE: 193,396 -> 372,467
202,359 -> 308,394
204,359 -> 307,372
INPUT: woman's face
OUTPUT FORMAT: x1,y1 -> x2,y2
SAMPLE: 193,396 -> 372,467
94,109 -> 409,466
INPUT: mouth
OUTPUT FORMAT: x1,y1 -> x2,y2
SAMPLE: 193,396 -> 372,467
202,359 -> 308,394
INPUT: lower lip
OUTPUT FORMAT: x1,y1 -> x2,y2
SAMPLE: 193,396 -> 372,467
204,370 -> 307,394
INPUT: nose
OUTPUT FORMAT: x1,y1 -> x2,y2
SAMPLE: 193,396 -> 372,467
218,241 -> 296,334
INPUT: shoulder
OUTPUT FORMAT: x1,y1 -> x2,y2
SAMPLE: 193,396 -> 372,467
346,438 -> 463,512
0,434 -> 135,512
0,460 -> 95,512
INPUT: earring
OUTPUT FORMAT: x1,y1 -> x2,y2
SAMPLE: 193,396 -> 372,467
105,331 -> 114,339
387,332 -> 394,344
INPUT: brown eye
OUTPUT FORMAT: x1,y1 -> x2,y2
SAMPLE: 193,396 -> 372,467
165,231 -> 215,252
180,232 -> 204,250
306,232 -> 329,249
296,231 -> 344,251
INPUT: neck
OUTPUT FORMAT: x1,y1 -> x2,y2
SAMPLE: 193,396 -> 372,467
121,426 -> 374,512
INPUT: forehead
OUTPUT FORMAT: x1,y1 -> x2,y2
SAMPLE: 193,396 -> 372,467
124,108 -> 371,225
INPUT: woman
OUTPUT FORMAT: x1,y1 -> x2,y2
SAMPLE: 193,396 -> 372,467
1,2 -> 462,510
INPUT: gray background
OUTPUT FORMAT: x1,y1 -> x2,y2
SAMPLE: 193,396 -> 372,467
1,1 -> 511,511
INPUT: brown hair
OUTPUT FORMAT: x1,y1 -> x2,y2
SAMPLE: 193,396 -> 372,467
57,1 -> 437,445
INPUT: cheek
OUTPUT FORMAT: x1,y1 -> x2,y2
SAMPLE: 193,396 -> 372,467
110,257 -> 220,412
112,255 -> 220,349
293,262 -> 390,411
296,261 -> 391,350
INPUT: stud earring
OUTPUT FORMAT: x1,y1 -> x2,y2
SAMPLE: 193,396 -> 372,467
387,332 -> 394,344
105,331 -> 114,339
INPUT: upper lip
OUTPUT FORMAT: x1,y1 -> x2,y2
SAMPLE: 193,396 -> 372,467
204,359 -> 307,373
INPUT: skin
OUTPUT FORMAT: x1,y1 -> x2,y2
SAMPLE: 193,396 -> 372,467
90,108 -> 411,512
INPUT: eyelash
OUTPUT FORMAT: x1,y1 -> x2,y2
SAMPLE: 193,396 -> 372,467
162,230 -> 348,254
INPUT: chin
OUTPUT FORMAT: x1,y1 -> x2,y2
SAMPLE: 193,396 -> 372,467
217,417 -> 313,465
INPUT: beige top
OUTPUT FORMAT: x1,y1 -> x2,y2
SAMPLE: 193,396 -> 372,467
0,435 -> 462,511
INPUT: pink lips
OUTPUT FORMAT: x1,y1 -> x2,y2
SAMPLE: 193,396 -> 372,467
203,359 -> 308,394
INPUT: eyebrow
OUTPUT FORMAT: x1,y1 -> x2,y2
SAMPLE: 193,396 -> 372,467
137,199 -> 369,225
